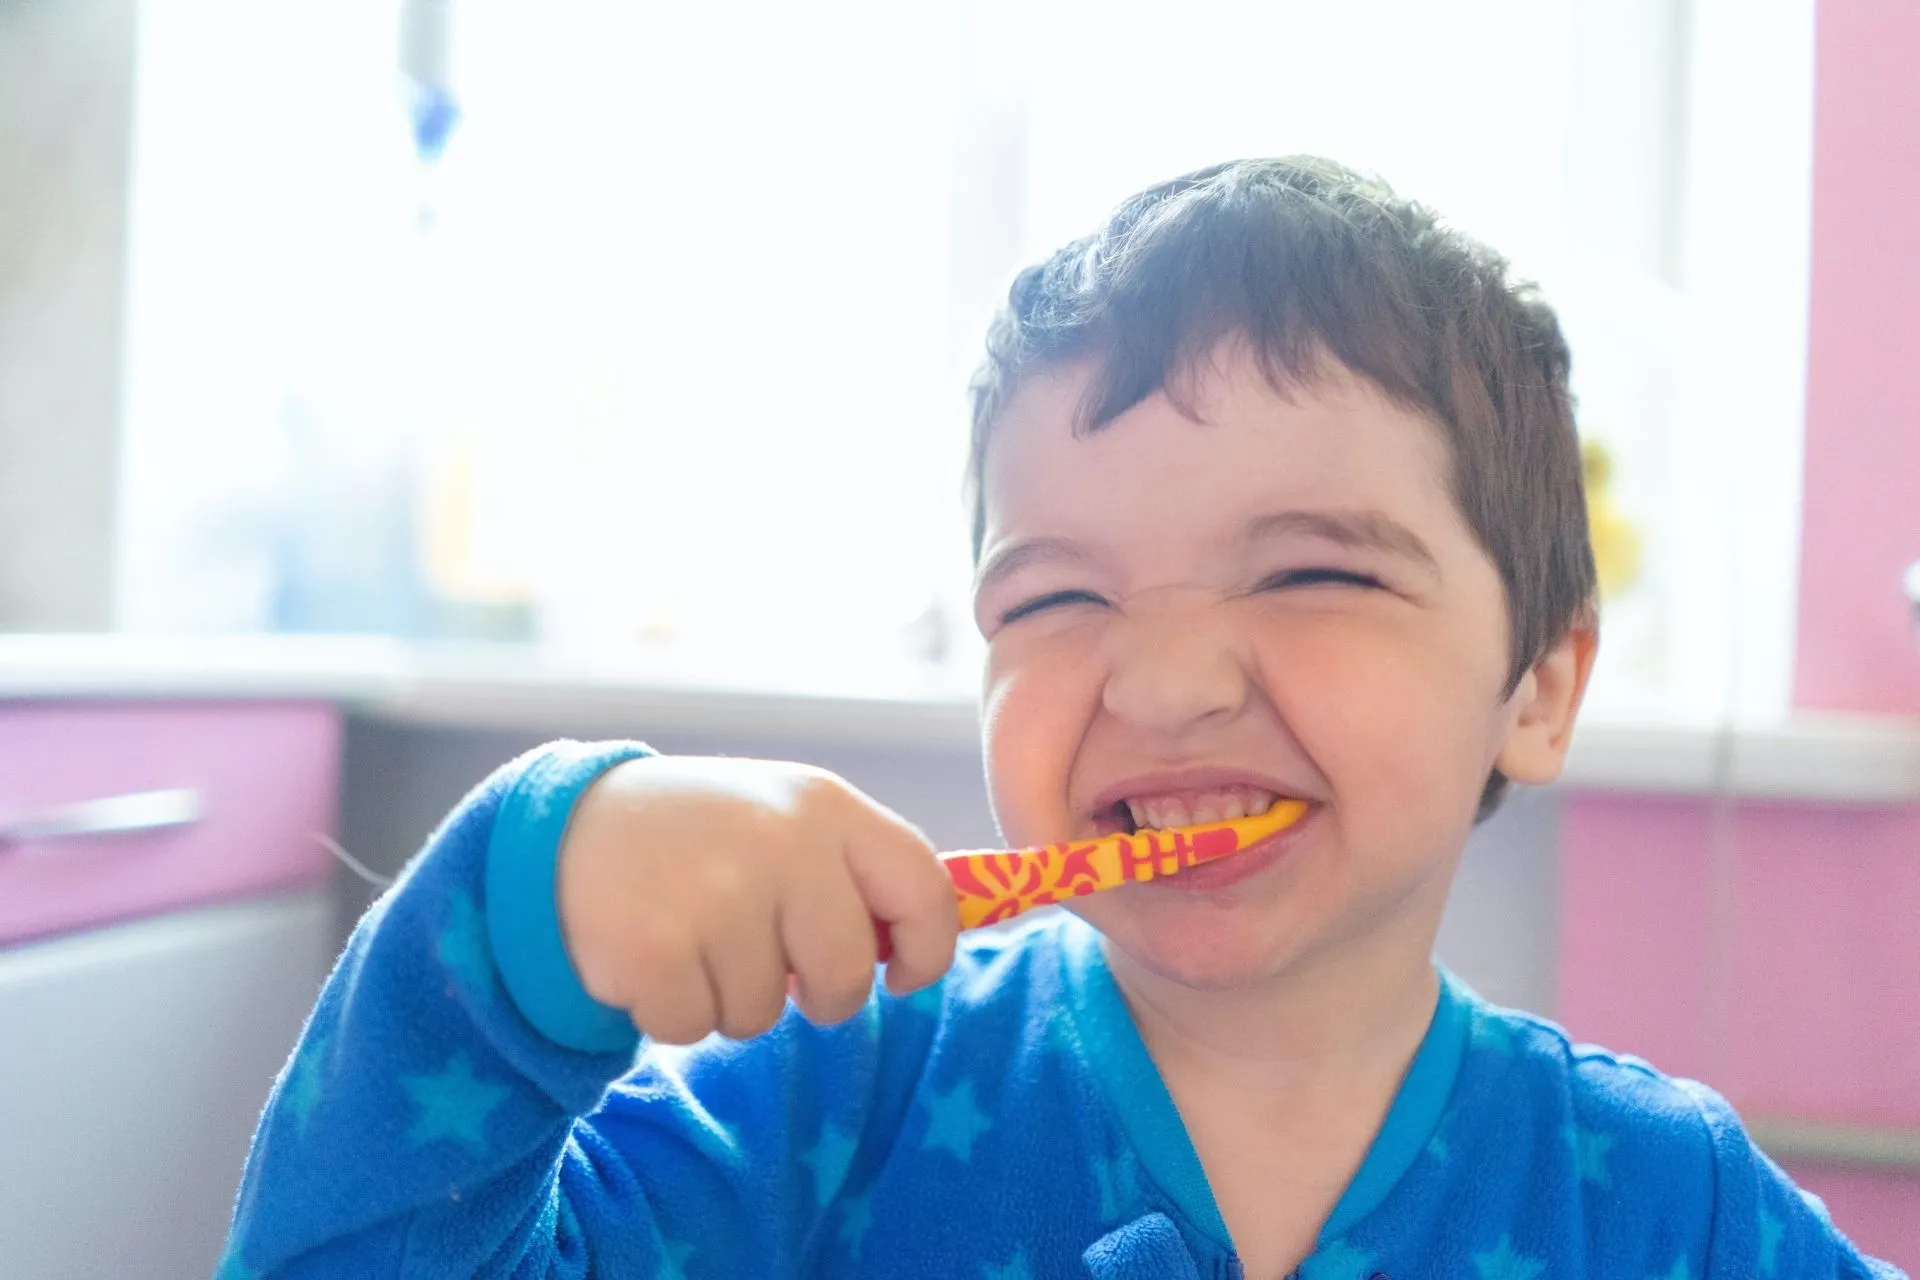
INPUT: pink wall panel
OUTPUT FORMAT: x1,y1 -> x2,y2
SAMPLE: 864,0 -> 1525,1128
1560,796 -> 1920,1122
1719,804 -> 1920,1122
1556,796 -> 1718,1080
1793,0 -> 1920,715
1787,1165 -> 1920,1274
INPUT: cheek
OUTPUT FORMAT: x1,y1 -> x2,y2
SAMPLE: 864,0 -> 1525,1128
1258,616 -> 1507,822
981,640 -> 1101,845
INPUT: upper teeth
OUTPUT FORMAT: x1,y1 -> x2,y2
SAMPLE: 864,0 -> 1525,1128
1125,787 -> 1277,831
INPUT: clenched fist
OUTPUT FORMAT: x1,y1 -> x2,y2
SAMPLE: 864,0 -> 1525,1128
556,756 -> 960,1045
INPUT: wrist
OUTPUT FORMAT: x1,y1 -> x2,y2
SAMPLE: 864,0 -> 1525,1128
485,740 -> 654,1053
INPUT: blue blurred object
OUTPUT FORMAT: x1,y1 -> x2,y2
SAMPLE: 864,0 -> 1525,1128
399,0 -> 458,162
408,83 -> 460,163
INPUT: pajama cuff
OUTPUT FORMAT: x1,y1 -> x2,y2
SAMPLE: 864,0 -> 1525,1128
485,740 -> 655,1053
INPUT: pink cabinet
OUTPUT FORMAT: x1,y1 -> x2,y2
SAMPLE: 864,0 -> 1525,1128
0,700 -> 343,1279
0,701 -> 340,945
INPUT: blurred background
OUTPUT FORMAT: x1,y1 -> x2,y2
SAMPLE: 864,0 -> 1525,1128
1,0 -> 1915,1275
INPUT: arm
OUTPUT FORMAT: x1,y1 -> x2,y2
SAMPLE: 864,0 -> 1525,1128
219,743 -> 912,1278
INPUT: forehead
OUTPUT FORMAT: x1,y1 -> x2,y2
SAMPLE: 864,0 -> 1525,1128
979,345 -> 1460,555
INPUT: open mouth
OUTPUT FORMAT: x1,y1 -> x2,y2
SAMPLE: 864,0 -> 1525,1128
1093,785 -> 1290,837
1081,784 -> 1313,894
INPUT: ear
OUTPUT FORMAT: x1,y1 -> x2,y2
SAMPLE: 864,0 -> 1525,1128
1494,619 -> 1599,786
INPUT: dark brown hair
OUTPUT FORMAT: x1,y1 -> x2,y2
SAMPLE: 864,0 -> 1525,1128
965,156 -> 1597,818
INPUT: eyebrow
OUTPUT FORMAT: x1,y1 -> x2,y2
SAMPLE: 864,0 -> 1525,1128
973,537 -> 1094,596
1244,509 -> 1440,573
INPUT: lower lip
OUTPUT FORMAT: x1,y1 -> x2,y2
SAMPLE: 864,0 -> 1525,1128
1141,808 -> 1313,893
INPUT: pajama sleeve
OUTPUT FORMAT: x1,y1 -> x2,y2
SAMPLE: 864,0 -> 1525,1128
218,742 -> 922,1279
1681,1081 -> 1910,1279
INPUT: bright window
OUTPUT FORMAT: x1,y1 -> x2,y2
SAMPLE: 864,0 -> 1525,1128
116,0 -> 1813,717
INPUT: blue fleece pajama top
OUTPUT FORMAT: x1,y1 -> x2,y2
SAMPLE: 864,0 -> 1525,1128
220,742 -> 1905,1279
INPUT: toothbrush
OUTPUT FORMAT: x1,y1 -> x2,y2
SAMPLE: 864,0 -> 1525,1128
875,800 -> 1309,958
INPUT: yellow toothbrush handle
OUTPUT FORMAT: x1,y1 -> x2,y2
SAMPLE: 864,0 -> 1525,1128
939,801 -> 1307,928
873,802 -> 1307,956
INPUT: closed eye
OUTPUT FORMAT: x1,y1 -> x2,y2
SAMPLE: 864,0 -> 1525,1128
999,589 -> 1107,625
1259,568 -> 1385,591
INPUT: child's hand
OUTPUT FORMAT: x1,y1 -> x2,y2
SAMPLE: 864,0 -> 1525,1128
555,755 -> 959,1045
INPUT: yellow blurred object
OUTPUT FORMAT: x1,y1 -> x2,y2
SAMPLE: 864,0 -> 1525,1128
419,433 -> 532,606
1582,438 -> 1642,599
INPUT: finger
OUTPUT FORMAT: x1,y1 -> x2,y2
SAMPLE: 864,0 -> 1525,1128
621,923 -> 719,1046
839,807 -> 959,997
705,900 -> 791,1041
779,853 -> 880,1026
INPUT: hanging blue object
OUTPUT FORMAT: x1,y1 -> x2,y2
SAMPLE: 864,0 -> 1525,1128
408,82 -> 460,163
399,0 -> 459,163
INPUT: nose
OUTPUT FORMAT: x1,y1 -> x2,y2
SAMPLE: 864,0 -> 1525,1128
1100,593 -> 1252,736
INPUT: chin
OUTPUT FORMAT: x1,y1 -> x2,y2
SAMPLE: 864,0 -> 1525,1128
1070,893 -> 1312,992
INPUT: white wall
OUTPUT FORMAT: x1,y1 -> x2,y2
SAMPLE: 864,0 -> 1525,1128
0,0 -> 134,629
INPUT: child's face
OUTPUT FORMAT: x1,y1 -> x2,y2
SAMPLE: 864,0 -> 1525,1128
972,341 -> 1588,991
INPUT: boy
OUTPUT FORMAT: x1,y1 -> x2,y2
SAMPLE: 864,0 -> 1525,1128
222,158 -> 1903,1278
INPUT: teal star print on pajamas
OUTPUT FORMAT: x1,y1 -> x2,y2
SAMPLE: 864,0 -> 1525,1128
836,1188 -> 875,1260
654,1236 -> 695,1280
803,1120 -> 858,1204
283,1026 -> 331,1128
1300,1238 -> 1381,1279
1759,1203 -> 1784,1275
905,982 -> 942,1015
436,890 -> 494,997
1648,1257 -> 1692,1280
400,1051 -> 509,1152
1563,1121 -> 1616,1187
921,1079 -> 993,1161
1473,1233 -> 1546,1280
1092,1148 -> 1141,1222
1469,1013 -> 1517,1057
981,1247 -> 1033,1280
